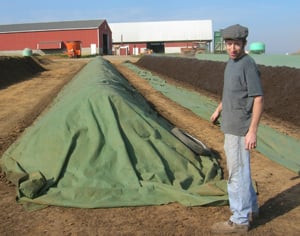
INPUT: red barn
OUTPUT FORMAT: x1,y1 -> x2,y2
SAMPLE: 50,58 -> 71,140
0,19 -> 112,56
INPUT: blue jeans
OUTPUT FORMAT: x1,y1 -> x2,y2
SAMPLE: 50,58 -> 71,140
224,134 -> 258,225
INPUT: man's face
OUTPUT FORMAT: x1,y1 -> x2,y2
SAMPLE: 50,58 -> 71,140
225,39 -> 246,60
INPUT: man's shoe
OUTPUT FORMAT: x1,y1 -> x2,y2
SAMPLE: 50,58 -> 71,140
211,220 -> 249,234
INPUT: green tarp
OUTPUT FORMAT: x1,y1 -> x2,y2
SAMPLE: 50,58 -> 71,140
0,57 -> 228,209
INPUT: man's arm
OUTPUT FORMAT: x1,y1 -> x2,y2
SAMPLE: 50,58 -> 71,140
245,95 -> 264,150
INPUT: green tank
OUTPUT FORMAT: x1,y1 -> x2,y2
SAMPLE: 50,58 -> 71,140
22,48 -> 32,57
249,42 -> 265,54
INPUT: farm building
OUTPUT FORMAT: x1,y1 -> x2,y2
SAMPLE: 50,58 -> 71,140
0,19 -> 112,56
109,20 -> 213,55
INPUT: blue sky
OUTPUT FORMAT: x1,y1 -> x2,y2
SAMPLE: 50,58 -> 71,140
1,0 -> 299,54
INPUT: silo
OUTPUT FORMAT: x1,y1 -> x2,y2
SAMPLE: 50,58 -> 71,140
214,31 -> 226,53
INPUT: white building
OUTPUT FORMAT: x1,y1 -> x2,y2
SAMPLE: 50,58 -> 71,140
109,20 -> 213,55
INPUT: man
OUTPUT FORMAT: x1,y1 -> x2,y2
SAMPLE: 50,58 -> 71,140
210,24 -> 264,234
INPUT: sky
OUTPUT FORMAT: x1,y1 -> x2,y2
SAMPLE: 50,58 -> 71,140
1,0 -> 300,54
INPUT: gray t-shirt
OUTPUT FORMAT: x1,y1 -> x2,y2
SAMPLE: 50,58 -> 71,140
221,54 -> 263,136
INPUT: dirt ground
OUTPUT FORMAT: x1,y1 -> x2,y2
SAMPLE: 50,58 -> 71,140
0,55 -> 299,235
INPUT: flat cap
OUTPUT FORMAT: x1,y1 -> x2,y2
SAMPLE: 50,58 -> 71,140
221,24 -> 248,40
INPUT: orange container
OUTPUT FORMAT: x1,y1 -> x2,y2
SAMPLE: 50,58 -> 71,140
65,41 -> 81,58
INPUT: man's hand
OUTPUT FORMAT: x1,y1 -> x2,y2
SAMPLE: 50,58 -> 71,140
210,110 -> 220,124
245,130 -> 257,150
210,102 -> 222,125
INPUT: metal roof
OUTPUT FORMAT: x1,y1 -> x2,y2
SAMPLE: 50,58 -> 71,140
110,20 -> 213,43
0,19 -> 106,33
